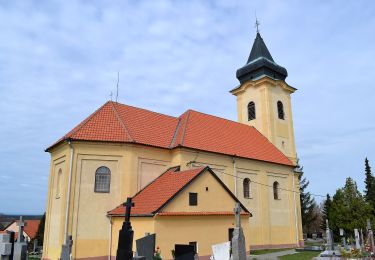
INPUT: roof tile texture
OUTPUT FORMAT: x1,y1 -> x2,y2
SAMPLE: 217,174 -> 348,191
49,101 -> 292,166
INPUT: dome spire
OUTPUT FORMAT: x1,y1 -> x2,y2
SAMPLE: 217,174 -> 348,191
236,22 -> 288,84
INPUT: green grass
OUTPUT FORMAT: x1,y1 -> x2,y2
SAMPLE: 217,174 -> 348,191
278,251 -> 320,260
250,248 -> 293,255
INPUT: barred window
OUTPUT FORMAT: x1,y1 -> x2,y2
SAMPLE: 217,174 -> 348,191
248,102 -> 256,121
273,181 -> 280,200
94,166 -> 111,193
243,178 -> 251,199
277,101 -> 285,120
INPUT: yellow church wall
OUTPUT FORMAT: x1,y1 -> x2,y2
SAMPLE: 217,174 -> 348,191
43,143 -> 70,260
44,136 -> 302,259
154,215 -> 250,259
161,169 -> 241,213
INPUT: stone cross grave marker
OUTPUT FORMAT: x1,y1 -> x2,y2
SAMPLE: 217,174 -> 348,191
340,228 -> 347,247
135,233 -> 155,260
367,219 -> 374,254
116,197 -> 135,260
231,203 -> 246,260
325,219 -> 333,251
211,241 -> 230,260
13,217 -> 27,260
354,229 -> 361,249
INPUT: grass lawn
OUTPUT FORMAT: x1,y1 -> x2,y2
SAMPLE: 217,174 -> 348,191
250,248 -> 294,255
279,251 -> 320,260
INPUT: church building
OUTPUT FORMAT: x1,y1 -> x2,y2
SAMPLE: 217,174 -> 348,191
42,31 -> 303,260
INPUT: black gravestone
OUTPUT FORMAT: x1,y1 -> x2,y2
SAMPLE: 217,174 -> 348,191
116,197 -> 135,260
136,234 -> 156,260
174,244 -> 195,260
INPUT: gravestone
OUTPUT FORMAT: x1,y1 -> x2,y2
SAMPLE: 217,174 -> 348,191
231,203 -> 246,260
136,233 -> 155,260
360,229 -> 364,250
339,228 -> 346,247
211,241 -> 230,260
367,219 -> 374,254
60,235 -> 73,260
354,229 -> 360,249
325,220 -> 333,251
174,244 -> 195,260
0,233 -> 12,260
33,239 -> 38,253
13,217 -> 27,260
116,197 -> 135,260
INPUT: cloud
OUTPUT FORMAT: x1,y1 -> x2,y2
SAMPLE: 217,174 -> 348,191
0,0 -> 375,213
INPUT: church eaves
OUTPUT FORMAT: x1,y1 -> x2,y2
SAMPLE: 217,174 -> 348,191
236,32 -> 288,84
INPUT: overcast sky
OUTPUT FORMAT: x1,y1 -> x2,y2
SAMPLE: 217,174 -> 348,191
1,0 -> 375,214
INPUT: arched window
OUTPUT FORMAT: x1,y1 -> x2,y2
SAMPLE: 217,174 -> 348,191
243,178 -> 251,199
94,166 -> 111,193
273,181 -> 279,200
277,101 -> 285,120
56,169 -> 62,199
248,102 -> 256,121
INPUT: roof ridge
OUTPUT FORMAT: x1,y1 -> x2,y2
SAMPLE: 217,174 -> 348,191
179,110 -> 191,146
64,101 -> 111,140
169,118 -> 182,148
109,102 -> 135,142
152,166 -> 207,214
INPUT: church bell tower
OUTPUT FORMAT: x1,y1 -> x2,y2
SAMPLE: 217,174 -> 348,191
231,30 -> 297,164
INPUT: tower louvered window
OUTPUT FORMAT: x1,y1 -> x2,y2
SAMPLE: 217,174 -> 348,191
94,166 -> 111,193
248,102 -> 256,121
277,101 -> 285,120
243,178 -> 251,198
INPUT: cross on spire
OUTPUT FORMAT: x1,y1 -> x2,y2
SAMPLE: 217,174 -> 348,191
255,18 -> 260,33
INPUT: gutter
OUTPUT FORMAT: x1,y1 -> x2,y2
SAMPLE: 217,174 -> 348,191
233,156 -> 238,197
108,216 -> 113,260
63,140 -> 74,244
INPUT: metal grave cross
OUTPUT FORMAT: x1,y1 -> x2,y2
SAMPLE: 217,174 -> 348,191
124,197 -> 134,223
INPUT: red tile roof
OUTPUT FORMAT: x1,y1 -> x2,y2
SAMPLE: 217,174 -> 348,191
12,219 -> 40,240
47,101 -> 293,166
108,166 -> 250,216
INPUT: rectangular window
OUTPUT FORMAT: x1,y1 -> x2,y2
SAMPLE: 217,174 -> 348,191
189,242 -> 198,254
189,192 -> 198,206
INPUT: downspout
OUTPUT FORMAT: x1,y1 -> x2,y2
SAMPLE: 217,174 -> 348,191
108,216 -> 113,260
292,170 -> 299,246
64,140 -> 74,244
233,156 -> 237,197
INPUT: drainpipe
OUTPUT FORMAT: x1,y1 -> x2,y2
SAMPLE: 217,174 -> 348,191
64,140 -> 74,244
292,170 -> 299,246
233,156 -> 237,197
108,216 -> 113,260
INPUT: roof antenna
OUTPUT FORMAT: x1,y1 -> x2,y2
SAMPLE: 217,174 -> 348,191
110,91 -> 113,101
255,11 -> 260,34
116,71 -> 119,103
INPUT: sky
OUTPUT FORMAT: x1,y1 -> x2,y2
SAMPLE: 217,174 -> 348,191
1,0 -> 375,214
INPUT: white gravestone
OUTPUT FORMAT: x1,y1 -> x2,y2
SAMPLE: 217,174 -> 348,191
0,234 -> 12,260
354,229 -> 360,249
211,242 -> 230,260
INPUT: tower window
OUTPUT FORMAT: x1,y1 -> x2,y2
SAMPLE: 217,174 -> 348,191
277,101 -> 285,120
189,192 -> 198,206
243,178 -> 251,199
94,166 -> 111,193
273,181 -> 280,200
248,102 -> 256,121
